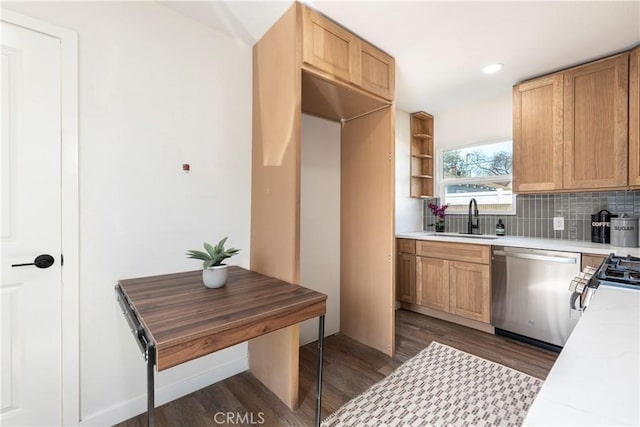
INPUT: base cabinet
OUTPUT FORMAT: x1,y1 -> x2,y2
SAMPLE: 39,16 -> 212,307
581,253 -> 606,270
411,240 -> 491,324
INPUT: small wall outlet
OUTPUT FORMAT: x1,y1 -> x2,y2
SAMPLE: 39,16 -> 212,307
553,217 -> 565,231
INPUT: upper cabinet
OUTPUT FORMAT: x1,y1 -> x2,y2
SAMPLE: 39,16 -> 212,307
358,41 -> 395,101
513,74 -> 564,192
410,111 -> 434,198
563,54 -> 629,190
301,7 -> 395,101
629,47 -> 640,188
513,52 -> 631,193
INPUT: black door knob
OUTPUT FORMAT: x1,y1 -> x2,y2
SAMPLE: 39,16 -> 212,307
11,254 -> 55,269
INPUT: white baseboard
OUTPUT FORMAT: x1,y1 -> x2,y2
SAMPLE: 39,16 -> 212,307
79,356 -> 248,426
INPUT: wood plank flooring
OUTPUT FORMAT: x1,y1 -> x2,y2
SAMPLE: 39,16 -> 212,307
115,309 -> 558,427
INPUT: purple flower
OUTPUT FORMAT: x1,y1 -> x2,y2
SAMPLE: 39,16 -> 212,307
428,202 -> 449,219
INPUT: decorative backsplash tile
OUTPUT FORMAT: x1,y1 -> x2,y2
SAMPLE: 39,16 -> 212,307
423,191 -> 640,241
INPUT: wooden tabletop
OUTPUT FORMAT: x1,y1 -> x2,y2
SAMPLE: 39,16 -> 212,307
117,266 -> 327,371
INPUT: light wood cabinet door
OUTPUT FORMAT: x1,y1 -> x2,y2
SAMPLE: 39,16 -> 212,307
513,74 -> 564,192
396,253 -> 416,304
581,253 -> 606,270
416,257 -> 449,312
563,54 -> 629,190
449,261 -> 490,323
358,41 -> 395,101
302,7 -> 359,85
629,48 -> 640,187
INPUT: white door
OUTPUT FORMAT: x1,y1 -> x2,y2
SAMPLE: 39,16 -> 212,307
1,20 -> 63,426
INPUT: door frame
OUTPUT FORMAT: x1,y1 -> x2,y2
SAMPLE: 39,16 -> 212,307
1,10 -> 79,425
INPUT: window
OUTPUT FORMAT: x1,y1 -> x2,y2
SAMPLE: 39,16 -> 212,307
440,139 -> 515,215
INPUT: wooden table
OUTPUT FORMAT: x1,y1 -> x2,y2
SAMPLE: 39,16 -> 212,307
115,266 -> 327,427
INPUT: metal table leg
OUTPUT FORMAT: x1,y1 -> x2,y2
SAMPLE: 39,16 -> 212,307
147,347 -> 155,427
315,315 -> 325,427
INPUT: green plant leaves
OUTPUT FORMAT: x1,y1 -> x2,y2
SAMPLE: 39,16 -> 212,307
204,242 -> 216,259
185,250 -> 211,261
186,237 -> 240,268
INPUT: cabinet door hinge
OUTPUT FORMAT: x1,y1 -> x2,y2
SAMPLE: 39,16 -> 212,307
61,254 -> 64,267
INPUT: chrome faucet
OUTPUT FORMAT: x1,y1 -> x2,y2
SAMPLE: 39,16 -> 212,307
467,198 -> 479,234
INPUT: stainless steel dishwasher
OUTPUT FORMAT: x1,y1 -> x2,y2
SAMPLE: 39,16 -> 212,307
491,246 -> 581,349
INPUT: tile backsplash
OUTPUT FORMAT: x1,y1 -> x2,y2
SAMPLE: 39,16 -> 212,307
423,191 -> 640,241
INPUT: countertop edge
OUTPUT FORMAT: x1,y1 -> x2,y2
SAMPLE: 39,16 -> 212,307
395,232 -> 640,256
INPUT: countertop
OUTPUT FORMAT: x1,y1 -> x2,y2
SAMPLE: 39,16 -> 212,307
395,231 -> 640,256
524,285 -> 640,426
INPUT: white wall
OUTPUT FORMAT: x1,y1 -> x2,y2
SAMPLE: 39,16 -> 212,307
435,90 -> 512,150
395,109 -> 422,232
2,2 -> 252,425
299,114 -> 341,345
432,91 -> 512,200
395,92 -> 511,228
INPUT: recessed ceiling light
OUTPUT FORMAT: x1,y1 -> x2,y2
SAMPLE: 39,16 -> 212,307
483,63 -> 504,74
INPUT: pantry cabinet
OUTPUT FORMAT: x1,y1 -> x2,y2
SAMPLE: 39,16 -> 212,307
513,52 -> 630,193
253,3 -> 395,410
629,47 -> 640,188
302,6 -> 395,100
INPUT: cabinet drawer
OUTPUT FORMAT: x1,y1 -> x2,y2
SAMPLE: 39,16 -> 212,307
396,238 -> 415,254
416,240 -> 490,264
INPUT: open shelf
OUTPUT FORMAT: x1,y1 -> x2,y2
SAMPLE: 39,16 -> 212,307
410,111 -> 434,198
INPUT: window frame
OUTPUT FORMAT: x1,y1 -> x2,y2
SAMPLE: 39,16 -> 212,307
437,138 -> 517,216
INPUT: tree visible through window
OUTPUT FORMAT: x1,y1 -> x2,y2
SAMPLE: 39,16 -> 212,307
441,140 -> 515,214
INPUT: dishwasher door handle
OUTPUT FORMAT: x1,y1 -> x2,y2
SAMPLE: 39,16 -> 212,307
493,250 -> 577,264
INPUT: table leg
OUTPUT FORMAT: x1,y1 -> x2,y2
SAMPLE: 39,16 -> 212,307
147,349 -> 155,427
315,315 -> 325,427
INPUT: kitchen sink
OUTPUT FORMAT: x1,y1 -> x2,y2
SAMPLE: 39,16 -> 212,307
421,232 -> 499,240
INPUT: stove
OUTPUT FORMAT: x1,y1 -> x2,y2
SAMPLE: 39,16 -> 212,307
593,254 -> 640,290
569,254 -> 640,313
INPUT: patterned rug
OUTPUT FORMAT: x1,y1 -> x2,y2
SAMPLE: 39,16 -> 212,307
322,342 -> 542,427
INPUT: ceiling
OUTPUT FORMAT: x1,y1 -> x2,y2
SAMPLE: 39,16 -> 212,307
162,0 -> 640,114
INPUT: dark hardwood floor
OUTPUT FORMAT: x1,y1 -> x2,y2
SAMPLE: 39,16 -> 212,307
116,309 -> 558,427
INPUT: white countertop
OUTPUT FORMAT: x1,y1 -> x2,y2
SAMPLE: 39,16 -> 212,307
524,285 -> 640,426
395,231 -> 640,256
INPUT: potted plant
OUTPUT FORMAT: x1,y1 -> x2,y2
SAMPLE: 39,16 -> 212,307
428,202 -> 449,232
186,237 -> 240,288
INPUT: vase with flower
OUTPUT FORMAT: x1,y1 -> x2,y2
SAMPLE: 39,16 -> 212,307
428,202 -> 448,232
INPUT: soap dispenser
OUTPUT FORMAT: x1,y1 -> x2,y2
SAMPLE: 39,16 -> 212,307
496,219 -> 505,236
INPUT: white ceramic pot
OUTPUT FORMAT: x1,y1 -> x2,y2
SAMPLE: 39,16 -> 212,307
202,265 -> 228,288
